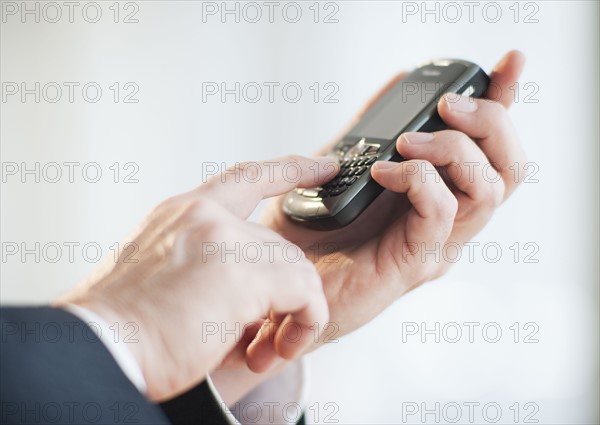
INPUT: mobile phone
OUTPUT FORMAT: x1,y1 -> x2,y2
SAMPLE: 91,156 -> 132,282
283,59 -> 490,230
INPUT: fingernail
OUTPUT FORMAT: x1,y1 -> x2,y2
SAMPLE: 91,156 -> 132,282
444,93 -> 478,113
401,132 -> 434,144
372,161 -> 397,171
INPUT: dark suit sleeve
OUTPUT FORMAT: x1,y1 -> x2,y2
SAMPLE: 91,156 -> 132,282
0,305 -> 302,425
160,382 -> 306,425
159,381 -> 232,425
0,306 -> 170,424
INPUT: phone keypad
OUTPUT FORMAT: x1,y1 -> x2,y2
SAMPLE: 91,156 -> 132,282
318,155 -> 377,198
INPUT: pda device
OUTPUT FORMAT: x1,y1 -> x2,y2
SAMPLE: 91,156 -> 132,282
283,59 -> 490,230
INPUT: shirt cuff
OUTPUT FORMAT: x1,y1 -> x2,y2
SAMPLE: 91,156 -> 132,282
208,358 -> 307,425
62,303 -> 148,395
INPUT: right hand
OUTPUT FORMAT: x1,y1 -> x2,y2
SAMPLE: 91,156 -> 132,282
56,156 -> 337,402
261,51 -> 527,356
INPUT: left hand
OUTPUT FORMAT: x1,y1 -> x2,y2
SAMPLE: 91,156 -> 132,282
57,156 -> 334,401
252,51 -> 528,371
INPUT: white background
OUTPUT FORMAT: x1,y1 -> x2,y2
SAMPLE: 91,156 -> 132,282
1,1 -> 598,423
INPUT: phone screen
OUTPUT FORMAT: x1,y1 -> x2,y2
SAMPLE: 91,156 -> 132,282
347,63 -> 467,140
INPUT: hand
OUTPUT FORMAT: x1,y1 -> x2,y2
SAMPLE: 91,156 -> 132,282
55,156 -> 336,401
260,51 -> 528,356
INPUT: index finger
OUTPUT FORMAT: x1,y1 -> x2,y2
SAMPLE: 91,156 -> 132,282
484,50 -> 526,109
202,155 -> 339,219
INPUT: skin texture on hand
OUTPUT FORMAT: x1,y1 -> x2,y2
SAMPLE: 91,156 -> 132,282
54,51 -> 527,407
211,51 -> 528,403
258,50 -> 528,363
55,156 -> 339,402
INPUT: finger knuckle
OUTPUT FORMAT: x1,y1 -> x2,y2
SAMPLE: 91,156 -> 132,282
183,203 -> 230,237
416,159 -> 440,183
455,130 -> 473,147
489,181 -> 506,207
485,101 -> 513,131
197,220 -> 225,242
177,218 -> 231,260
470,175 -> 502,207
435,189 -> 459,221
236,161 -> 262,182
183,198 -> 214,220
156,195 -> 184,213
410,158 -> 434,174
439,129 -> 464,141
488,99 -> 508,115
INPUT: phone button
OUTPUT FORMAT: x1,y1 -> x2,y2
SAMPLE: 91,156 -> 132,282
302,188 -> 321,198
352,166 -> 368,176
364,156 -> 377,165
461,85 -> 475,96
329,186 -> 348,197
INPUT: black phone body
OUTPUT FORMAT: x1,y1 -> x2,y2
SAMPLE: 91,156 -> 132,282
283,59 -> 490,230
